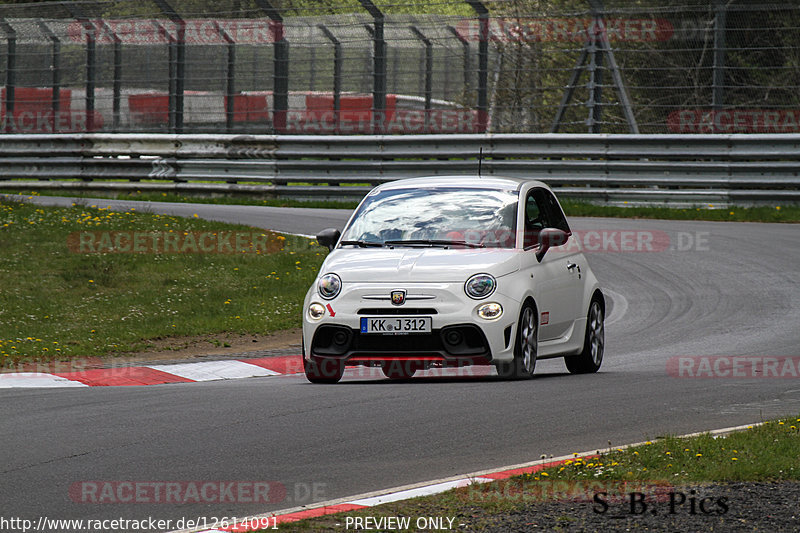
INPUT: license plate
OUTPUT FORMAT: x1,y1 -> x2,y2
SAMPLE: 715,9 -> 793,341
360,316 -> 432,334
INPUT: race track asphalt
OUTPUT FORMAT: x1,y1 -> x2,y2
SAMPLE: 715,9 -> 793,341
2,195 -> 799,530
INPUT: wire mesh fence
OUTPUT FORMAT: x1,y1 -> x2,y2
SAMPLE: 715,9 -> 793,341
0,0 -> 797,134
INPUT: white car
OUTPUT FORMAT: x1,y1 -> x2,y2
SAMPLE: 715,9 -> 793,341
301,176 -> 605,384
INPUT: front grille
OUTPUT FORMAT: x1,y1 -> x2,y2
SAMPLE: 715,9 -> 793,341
357,308 -> 438,315
352,325 -> 490,358
353,331 -> 443,352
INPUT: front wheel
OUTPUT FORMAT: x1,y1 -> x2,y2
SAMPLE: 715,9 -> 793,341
497,304 -> 538,379
381,361 -> 418,380
303,356 -> 344,384
565,299 -> 604,374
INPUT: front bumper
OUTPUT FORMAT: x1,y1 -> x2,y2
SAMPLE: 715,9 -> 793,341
302,281 -> 520,366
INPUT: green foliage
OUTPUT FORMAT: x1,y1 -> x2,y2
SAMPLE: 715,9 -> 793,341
0,198 -> 327,365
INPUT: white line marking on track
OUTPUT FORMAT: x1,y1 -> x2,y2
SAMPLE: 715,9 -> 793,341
146,360 -> 280,381
604,287 -> 629,326
349,478 -> 489,507
166,420 -> 768,533
0,373 -> 88,388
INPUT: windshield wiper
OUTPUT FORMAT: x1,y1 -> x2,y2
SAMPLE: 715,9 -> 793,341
339,240 -> 384,248
383,239 -> 485,249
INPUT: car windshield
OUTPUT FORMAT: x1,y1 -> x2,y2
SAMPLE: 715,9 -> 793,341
340,187 -> 519,249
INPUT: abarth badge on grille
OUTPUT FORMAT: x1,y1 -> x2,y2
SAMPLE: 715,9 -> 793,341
391,290 -> 406,306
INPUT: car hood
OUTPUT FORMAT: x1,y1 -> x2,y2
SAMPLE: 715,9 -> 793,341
321,248 -> 520,282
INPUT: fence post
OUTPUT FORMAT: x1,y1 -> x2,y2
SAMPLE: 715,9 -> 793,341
65,5 -> 96,133
587,1 -> 605,133
254,0 -> 288,134
97,21 -> 122,132
712,0 -> 727,113
155,22 -> 177,132
213,22 -> 236,133
447,25 -> 471,95
0,19 -> 16,133
319,24 -> 342,134
410,26 -> 433,133
37,22 -> 61,133
465,1 -> 488,132
358,0 -> 386,134
154,0 -> 185,133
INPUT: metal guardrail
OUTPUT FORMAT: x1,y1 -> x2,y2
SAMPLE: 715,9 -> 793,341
1,133 -> 799,205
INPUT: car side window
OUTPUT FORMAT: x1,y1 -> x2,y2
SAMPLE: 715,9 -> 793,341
524,188 -> 571,248
524,192 -> 546,248
540,189 -> 571,233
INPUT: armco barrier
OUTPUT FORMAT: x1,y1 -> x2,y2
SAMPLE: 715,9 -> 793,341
0,133 -> 799,205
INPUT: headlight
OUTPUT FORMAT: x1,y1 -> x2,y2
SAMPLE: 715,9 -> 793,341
465,273 -> 496,299
308,303 -> 326,320
477,303 -> 503,320
317,273 -> 342,300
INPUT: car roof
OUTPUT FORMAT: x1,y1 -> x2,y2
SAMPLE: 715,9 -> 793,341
375,175 -> 548,193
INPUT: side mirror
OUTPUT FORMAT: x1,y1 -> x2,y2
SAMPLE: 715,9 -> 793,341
316,228 -> 341,251
535,228 -> 569,263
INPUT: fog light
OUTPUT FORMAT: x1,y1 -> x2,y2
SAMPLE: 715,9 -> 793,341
477,303 -> 503,320
308,303 -> 325,320
333,331 -> 348,345
444,330 -> 463,346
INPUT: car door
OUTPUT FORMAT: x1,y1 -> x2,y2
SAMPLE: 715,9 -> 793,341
522,188 -> 585,341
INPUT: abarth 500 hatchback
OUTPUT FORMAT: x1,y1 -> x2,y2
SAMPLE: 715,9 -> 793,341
302,176 -> 605,383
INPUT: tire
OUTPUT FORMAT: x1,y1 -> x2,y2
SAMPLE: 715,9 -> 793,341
303,354 -> 344,384
381,361 -> 418,380
565,299 -> 604,374
497,303 -> 538,379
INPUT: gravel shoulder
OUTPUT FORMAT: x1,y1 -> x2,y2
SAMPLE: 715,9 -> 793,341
1,329 -> 302,372
464,481 -> 800,532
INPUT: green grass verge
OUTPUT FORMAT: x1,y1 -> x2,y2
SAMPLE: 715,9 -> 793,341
559,199 -> 800,223
5,189 -> 799,223
0,198 -> 327,366
267,415 -> 800,532
1,190 -> 361,210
